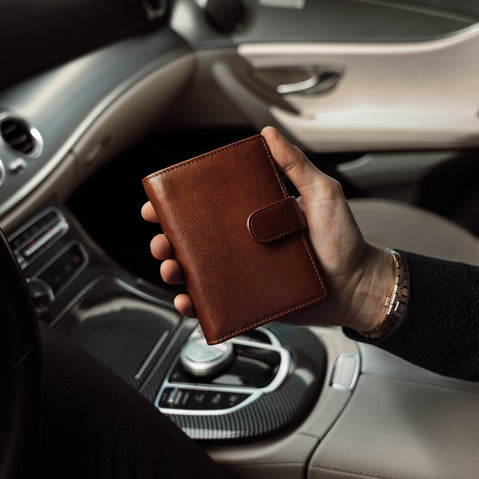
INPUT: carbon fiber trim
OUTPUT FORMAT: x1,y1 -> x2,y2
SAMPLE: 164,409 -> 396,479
52,275 -> 326,441
163,323 -> 326,440
139,320 -> 197,402
53,277 -> 181,389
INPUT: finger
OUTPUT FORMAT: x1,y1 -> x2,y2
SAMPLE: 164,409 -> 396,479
150,234 -> 173,260
141,201 -> 160,223
261,126 -> 331,193
174,294 -> 196,318
160,259 -> 184,285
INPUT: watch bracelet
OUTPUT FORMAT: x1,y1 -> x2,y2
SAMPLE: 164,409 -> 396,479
359,248 -> 408,339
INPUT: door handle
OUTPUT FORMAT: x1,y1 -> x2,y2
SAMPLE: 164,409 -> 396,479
276,67 -> 342,95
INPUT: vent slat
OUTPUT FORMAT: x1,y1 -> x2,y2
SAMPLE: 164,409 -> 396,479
7,133 -> 29,147
2,123 -> 18,136
0,118 -> 37,155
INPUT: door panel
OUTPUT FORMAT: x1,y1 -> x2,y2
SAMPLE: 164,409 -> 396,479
238,26 -> 479,152
172,0 -> 479,152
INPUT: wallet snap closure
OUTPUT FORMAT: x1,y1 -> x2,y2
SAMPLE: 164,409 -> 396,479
247,197 -> 308,243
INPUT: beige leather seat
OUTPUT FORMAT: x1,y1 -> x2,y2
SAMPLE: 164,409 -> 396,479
349,199 -> 479,265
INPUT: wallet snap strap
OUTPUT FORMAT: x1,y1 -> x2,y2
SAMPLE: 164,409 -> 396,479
247,197 -> 308,243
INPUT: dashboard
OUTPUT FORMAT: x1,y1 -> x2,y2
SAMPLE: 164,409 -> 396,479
0,27 -> 193,229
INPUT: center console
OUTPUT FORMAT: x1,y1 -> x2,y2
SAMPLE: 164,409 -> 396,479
156,323 -> 325,440
9,201 -> 330,441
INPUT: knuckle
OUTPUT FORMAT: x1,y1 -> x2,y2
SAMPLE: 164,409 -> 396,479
321,177 -> 344,199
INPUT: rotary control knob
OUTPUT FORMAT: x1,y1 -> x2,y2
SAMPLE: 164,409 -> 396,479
26,277 -> 54,315
180,335 -> 234,378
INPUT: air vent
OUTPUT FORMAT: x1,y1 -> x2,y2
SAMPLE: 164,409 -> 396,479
0,117 -> 42,157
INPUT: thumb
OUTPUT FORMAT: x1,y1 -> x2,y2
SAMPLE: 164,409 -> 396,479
261,126 -> 328,196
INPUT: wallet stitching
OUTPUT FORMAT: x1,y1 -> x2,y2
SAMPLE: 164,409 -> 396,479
258,135 -> 288,199
249,198 -> 305,242
300,234 -> 326,291
256,136 -> 326,294
143,136 -> 274,182
252,224 -> 302,242
211,294 -> 326,344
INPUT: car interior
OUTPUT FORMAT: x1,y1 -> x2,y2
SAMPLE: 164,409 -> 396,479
1,0 -> 479,478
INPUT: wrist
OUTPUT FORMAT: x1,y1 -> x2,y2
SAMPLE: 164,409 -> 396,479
346,245 -> 396,332
359,249 -> 408,339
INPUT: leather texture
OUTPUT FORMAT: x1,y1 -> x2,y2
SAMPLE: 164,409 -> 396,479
247,196 -> 307,243
143,134 -> 327,344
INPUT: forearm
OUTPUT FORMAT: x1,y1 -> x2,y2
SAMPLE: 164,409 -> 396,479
345,251 -> 479,380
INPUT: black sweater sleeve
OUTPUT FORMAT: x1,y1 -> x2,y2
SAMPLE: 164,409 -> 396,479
344,251 -> 479,380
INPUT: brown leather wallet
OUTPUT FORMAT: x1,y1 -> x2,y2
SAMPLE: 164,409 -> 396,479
143,134 -> 327,344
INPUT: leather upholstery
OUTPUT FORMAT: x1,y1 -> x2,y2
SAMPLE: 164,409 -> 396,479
350,198 -> 479,265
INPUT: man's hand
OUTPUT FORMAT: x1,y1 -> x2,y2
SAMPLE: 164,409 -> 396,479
141,127 -> 394,332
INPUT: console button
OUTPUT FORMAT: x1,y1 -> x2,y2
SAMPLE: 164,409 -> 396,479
158,388 -> 173,408
166,388 -> 182,408
159,388 -> 192,409
207,392 -> 225,409
223,393 -> 249,409
187,390 -> 211,410
8,158 -> 27,174
175,389 -> 192,409
26,277 -> 54,314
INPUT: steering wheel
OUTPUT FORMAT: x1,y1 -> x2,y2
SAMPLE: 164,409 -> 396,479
0,228 -> 42,479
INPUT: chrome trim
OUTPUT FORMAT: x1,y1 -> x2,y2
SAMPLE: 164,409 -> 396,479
245,326 -> 281,347
51,274 -> 178,328
9,206 -> 66,241
259,0 -> 306,8
9,206 -> 69,269
50,275 -> 110,327
28,126 -> 44,158
22,221 -> 68,258
156,326 -> 291,416
138,321 -> 190,395
180,337 -> 234,377
111,278 -> 177,310
0,159 -> 4,188
0,112 -> 44,159
277,72 -> 321,95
